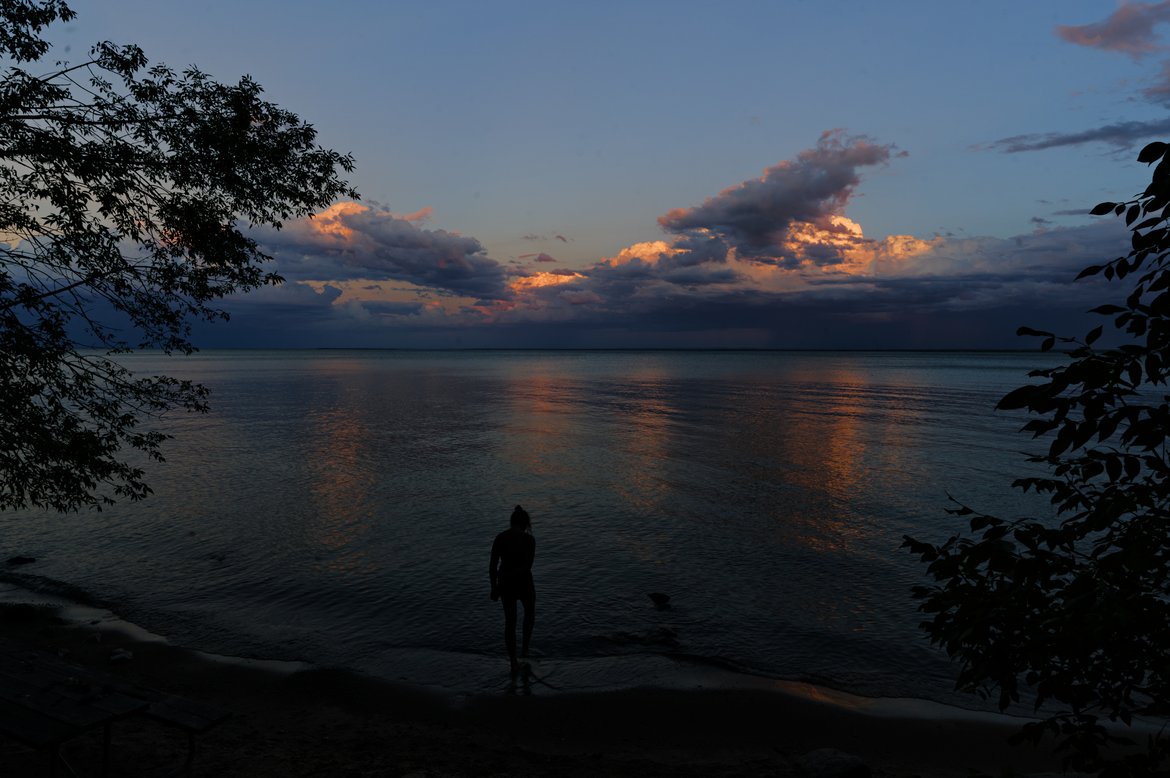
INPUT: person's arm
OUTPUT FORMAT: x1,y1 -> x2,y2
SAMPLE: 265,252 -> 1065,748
524,535 -> 535,570
489,535 -> 501,600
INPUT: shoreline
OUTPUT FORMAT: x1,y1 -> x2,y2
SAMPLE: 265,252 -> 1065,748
0,576 -> 1025,723
0,588 -> 1085,777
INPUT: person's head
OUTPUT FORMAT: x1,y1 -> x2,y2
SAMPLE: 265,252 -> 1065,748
510,504 -> 531,532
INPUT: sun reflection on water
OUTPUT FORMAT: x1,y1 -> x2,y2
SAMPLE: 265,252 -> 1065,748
500,368 -> 578,480
305,406 -> 377,575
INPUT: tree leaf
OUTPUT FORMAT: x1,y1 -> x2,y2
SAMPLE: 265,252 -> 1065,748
1138,141 -> 1168,164
998,385 -> 1039,410
0,4 -> 357,511
907,138 -> 1170,774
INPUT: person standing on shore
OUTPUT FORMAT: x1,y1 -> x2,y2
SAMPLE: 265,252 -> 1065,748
489,505 -> 536,675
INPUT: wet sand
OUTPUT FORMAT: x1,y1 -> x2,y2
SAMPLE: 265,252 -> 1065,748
0,602 -> 1078,777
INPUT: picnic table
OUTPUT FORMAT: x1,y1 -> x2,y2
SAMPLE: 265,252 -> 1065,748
0,639 -> 228,776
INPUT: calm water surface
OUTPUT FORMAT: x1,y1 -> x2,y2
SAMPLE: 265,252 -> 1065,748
0,350 -> 1058,705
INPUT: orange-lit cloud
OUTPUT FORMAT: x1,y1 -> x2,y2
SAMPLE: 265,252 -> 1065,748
509,270 -> 584,293
601,240 -> 682,267
310,201 -> 368,239
258,201 -> 509,300
585,212 -> 935,307
770,216 -> 940,276
309,202 -> 434,240
657,131 -> 900,267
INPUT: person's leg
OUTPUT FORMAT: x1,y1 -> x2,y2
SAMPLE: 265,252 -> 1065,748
520,584 -> 535,659
502,595 -> 519,671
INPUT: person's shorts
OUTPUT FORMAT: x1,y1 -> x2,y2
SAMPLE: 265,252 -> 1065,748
499,572 -> 534,604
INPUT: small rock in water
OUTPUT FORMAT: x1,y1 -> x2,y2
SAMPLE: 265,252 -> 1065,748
5,555 -> 36,566
648,592 -> 671,609
650,626 -> 680,648
109,648 -> 133,663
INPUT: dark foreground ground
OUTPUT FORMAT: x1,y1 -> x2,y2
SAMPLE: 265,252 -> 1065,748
0,603 -> 1082,777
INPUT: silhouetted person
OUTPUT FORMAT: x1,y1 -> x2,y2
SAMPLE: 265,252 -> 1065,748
490,504 -> 535,675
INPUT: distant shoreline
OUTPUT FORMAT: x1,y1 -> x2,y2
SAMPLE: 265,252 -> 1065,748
113,346 -> 1051,354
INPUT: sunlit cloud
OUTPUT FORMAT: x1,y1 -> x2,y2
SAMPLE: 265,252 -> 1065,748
1056,2 -> 1170,59
212,133 -> 1132,349
657,130 -> 902,266
254,201 -> 510,300
306,202 -> 432,239
509,270 -> 584,294
600,241 -> 682,267
1054,2 -> 1170,105
308,201 -> 364,239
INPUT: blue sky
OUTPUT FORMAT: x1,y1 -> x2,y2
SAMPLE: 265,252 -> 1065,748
55,1 -> 1170,347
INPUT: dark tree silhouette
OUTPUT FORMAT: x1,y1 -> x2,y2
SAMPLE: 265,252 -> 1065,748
904,142 -> 1170,776
0,1 -> 356,511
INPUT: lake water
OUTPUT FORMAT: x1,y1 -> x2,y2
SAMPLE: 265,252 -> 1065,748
0,350 -> 1059,706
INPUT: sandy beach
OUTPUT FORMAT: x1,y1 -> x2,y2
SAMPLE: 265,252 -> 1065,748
0,600 -> 1084,778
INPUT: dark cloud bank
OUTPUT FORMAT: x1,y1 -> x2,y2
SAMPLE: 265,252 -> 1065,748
192,133 -> 1133,350
197,223 -> 1125,350
195,288 -> 1110,350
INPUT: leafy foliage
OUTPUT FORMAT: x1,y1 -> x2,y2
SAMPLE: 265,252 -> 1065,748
0,1 -> 356,511
904,141 -> 1170,776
